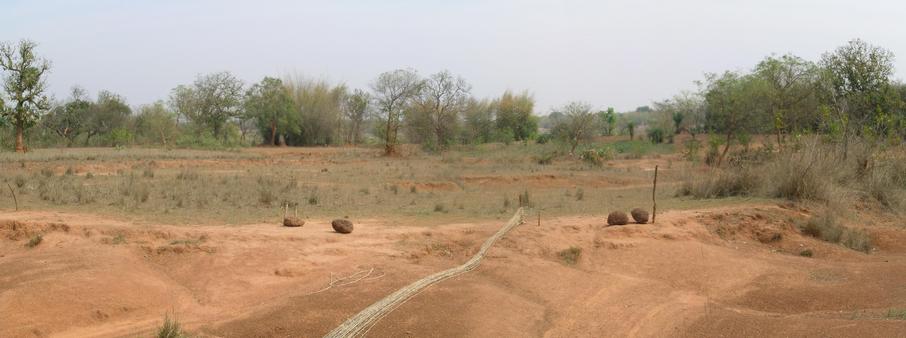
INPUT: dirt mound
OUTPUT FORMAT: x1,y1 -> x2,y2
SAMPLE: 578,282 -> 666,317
2,206 -> 905,337
631,208 -> 649,224
283,217 -> 304,227
607,211 -> 629,225
332,219 -> 354,234
0,220 -> 70,240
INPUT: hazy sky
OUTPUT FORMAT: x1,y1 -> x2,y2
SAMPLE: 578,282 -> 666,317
2,0 -> 904,113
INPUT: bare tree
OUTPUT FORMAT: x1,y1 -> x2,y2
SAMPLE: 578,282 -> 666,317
413,70 -> 471,149
552,101 -> 598,154
371,69 -> 422,155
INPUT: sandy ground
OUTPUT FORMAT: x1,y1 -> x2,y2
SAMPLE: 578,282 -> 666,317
2,205 -> 906,337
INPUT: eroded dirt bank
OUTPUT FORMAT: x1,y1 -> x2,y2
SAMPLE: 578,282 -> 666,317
2,205 -> 905,337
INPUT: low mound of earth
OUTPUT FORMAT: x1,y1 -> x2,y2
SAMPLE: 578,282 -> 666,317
1,205 -> 905,337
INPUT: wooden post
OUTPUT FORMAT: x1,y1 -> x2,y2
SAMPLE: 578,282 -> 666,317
537,210 -> 541,227
7,183 -> 18,211
652,165 -> 658,224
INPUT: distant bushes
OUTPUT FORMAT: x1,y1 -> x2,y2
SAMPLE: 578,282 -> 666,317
679,138 -> 906,212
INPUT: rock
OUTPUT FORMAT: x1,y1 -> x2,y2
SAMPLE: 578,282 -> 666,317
630,208 -> 649,224
607,211 -> 629,226
283,217 -> 304,227
331,219 -> 354,234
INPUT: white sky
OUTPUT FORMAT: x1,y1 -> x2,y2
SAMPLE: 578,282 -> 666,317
2,0 -> 904,113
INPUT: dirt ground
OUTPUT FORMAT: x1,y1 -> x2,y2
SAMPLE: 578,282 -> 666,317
2,204 -> 905,337
1,146 -> 905,337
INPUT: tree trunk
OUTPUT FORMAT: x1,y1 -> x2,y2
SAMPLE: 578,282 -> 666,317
270,120 -> 277,146
14,124 -> 25,153
384,116 -> 395,155
716,132 -> 732,167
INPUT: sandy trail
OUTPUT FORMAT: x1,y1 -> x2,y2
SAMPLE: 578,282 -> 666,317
2,205 -> 905,337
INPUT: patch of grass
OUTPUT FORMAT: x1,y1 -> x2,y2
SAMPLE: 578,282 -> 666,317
111,234 -> 127,245
156,314 -> 191,338
575,188 -> 584,201
433,203 -> 446,213
799,249 -> 813,257
65,166 -> 75,176
886,308 -> 906,320
40,168 -> 54,178
170,239 -> 202,246
678,168 -> 760,199
14,175 -> 26,188
558,246 -> 582,265
143,168 -> 155,178
799,212 -> 872,253
176,169 -> 199,180
25,234 -> 43,248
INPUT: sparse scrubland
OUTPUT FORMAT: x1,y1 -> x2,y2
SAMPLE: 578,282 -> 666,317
1,38 -> 905,337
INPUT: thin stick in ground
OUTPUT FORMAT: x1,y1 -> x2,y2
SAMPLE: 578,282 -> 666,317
652,165 -> 658,224
7,183 -> 18,211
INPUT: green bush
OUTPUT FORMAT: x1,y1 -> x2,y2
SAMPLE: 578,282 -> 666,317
647,128 -> 666,144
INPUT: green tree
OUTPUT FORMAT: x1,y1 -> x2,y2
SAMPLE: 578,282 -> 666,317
84,90 -> 131,146
44,86 -> 90,146
170,72 -> 243,139
284,77 -> 346,146
820,39 -> 896,158
134,101 -> 178,146
672,112 -> 684,134
754,54 -> 820,147
703,71 -> 770,167
625,121 -> 636,140
344,89 -> 370,145
495,90 -> 537,142
244,77 -> 295,146
598,107 -> 617,136
371,69 -> 422,155
673,91 -> 706,139
461,98 -> 495,144
0,40 -> 51,152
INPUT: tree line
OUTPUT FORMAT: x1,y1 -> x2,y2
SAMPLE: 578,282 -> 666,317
544,38 -> 905,165
1,38 -> 904,156
0,40 -> 538,154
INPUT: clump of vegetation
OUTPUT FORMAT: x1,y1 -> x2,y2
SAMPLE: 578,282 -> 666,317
887,308 -> 906,320
558,246 -> 582,265
799,249 -> 813,257
518,190 -> 531,207
677,167 -> 760,198
156,315 -> 191,338
25,234 -> 43,248
799,211 -> 872,253
433,203 -> 446,213
579,147 -> 615,166
14,175 -> 26,188
176,169 -> 199,180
